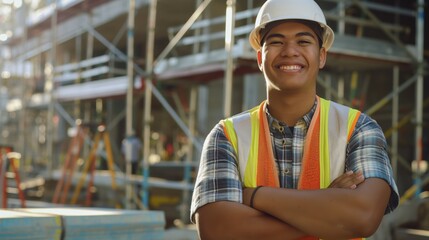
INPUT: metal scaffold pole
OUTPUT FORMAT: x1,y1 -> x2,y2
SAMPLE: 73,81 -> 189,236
415,0 -> 425,161
84,25 -> 203,151
392,66 -> 399,181
18,3 -> 28,169
84,10 -> 94,124
223,0 -> 236,118
125,0 -> 136,209
142,0 -> 157,209
414,0 -> 425,196
46,1 -> 58,176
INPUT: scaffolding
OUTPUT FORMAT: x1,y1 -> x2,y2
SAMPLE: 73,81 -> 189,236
0,0 -> 427,227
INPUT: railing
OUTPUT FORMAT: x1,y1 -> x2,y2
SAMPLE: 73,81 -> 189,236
54,54 -> 126,85
164,0 -> 416,61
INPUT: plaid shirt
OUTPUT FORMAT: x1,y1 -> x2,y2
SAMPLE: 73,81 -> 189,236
190,101 -> 399,222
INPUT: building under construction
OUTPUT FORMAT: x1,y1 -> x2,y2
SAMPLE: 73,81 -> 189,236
0,0 -> 428,239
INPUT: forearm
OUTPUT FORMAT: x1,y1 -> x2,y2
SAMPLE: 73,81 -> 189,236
255,187 -> 364,238
196,201 -> 306,240
251,179 -> 390,239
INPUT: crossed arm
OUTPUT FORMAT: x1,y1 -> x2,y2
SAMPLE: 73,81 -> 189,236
195,171 -> 391,240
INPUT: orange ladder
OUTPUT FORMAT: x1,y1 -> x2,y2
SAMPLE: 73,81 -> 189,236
0,147 -> 26,208
70,125 -> 119,207
52,124 -> 86,204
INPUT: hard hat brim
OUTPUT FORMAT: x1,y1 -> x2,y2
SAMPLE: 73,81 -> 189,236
249,19 -> 334,51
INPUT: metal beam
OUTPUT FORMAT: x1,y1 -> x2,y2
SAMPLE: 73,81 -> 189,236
125,0 -> 136,210
142,0 -> 157,210
224,0 -> 236,117
365,73 -> 418,116
384,97 -> 429,139
317,76 -> 352,106
154,0 -> 212,66
392,66 -> 399,181
352,0 -> 418,63
46,1 -> 58,177
84,25 -> 203,152
415,0 -> 425,175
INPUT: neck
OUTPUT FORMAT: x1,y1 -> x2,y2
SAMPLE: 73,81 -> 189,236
266,91 -> 316,126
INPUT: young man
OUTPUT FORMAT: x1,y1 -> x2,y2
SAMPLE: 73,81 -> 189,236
190,0 -> 399,239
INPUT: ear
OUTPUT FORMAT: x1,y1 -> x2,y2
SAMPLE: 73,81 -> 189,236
319,47 -> 327,69
257,51 -> 263,71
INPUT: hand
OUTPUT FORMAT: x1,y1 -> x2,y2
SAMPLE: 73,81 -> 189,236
328,170 -> 364,189
242,187 -> 255,207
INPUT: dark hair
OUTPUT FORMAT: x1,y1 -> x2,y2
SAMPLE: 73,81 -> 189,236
259,19 -> 324,48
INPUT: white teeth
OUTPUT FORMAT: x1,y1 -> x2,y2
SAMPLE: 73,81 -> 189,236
279,65 -> 301,70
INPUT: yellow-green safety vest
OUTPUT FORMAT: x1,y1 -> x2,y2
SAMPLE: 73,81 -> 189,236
221,96 -> 363,240
222,96 -> 361,188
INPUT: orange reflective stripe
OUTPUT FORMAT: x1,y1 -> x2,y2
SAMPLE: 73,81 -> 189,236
223,97 -> 363,240
347,111 -> 361,141
256,102 -> 279,187
298,98 -> 321,190
221,121 -> 230,141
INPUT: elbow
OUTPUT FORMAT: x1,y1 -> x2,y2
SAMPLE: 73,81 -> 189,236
351,211 -> 383,237
197,224 -> 218,240
341,178 -> 391,238
198,229 -> 214,240
196,211 -> 234,240
196,213 -> 216,240
195,207 -> 251,240
355,223 -> 378,238
197,217 -> 238,240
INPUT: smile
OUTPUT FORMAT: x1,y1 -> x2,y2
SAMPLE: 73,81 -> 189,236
278,65 -> 302,71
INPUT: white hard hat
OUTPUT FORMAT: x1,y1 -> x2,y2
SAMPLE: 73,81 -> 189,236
249,0 -> 334,51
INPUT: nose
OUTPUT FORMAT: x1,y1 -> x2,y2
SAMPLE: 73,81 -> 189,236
280,43 -> 299,57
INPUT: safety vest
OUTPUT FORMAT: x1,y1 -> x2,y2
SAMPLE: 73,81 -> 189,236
221,96 -> 363,240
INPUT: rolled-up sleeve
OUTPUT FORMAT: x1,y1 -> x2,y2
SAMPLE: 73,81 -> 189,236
190,123 -> 243,223
346,113 -> 399,214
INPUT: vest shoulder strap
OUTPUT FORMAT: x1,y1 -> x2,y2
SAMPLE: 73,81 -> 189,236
221,105 -> 259,183
325,100 -> 361,182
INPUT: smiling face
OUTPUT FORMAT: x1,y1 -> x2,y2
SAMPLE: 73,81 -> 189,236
257,21 -> 327,98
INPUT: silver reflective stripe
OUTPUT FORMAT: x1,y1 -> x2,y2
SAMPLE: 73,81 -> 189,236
328,101 -> 350,181
232,112 -> 252,183
230,100 -> 352,185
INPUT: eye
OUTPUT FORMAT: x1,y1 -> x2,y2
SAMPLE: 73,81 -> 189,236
297,38 -> 314,46
298,40 -> 311,45
267,40 -> 283,46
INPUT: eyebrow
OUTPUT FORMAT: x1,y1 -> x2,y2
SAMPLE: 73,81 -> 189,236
296,32 -> 317,39
265,31 -> 317,41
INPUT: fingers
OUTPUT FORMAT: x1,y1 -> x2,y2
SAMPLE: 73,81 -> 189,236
328,170 -> 364,189
347,171 -> 364,189
353,171 -> 364,186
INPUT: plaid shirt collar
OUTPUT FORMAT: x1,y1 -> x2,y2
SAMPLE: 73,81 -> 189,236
264,99 -> 318,129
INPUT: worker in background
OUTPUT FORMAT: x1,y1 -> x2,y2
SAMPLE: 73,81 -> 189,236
121,130 -> 142,175
190,0 -> 399,239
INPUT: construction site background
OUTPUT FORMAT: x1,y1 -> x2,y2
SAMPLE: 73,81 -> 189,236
0,0 -> 428,239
